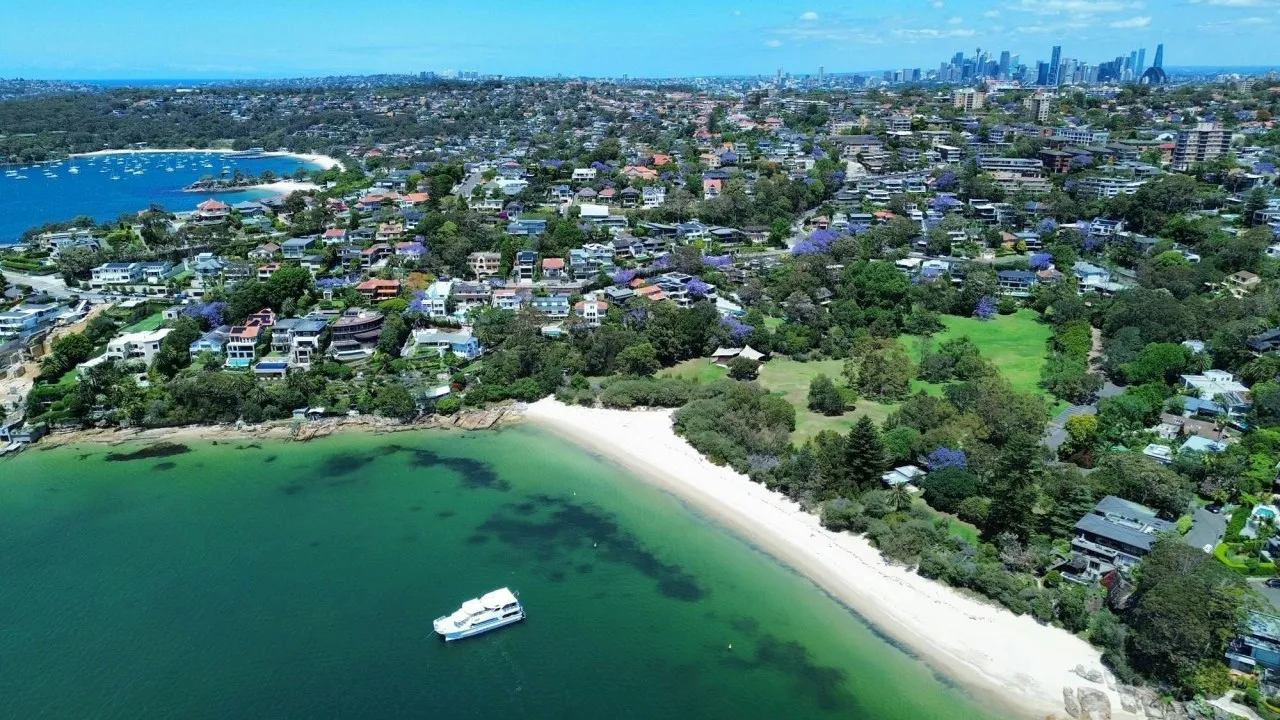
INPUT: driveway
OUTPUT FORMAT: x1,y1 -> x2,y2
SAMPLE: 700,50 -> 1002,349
1184,506 -> 1228,552
1248,578 -> 1280,612
1043,381 -> 1125,452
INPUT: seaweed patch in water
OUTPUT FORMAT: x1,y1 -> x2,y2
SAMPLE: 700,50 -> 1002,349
720,634 -> 859,712
104,443 -> 192,462
380,444 -> 510,491
152,462 -> 178,472
234,443 -> 263,451
478,495 -> 707,602
263,455 -> 278,464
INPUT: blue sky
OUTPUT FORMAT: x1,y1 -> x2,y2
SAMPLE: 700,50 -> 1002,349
1,0 -> 1276,79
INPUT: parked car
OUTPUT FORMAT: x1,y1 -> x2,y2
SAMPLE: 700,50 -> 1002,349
1207,505 -> 1223,514
1266,579 -> 1280,589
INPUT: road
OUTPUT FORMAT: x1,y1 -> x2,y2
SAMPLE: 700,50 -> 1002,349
455,170 -> 485,200
2,269 -> 109,300
1184,505 -> 1228,553
1043,381 -> 1123,452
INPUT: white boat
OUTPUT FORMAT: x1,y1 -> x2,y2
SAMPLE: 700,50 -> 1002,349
433,588 -> 524,641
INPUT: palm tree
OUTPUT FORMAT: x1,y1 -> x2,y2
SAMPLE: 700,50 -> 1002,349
889,483 -> 913,512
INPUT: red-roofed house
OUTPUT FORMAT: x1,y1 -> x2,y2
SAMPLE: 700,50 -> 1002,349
703,178 -> 722,200
574,299 -> 609,327
194,198 -> 230,223
356,278 -> 402,300
542,257 -> 566,279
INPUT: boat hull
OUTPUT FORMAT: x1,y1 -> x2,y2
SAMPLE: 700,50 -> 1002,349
434,610 -> 525,641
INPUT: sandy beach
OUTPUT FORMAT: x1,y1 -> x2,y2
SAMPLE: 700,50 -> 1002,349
240,180 -> 321,195
70,148 -> 344,171
525,398 -> 1136,720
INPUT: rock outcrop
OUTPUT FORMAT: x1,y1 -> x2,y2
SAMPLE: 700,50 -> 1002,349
1064,687 -> 1082,718
1078,687 -> 1113,720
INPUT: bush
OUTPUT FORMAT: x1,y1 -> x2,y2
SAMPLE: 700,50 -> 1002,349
821,498 -> 864,531
1176,515 -> 1194,535
807,374 -> 845,416
599,377 -> 694,409
1226,506 -> 1252,543
435,396 -> 460,415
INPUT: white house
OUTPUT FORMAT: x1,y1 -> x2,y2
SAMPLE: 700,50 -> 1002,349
572,167 -> 598,182
423,280 -> 454,318
105,329 -> 172,366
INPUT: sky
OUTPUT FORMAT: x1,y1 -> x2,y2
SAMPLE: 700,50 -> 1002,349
1,0 -> 1278,80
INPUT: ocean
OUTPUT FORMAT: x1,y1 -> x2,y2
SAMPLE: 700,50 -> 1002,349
0,427 -> 997,719
0,151 -> 321,244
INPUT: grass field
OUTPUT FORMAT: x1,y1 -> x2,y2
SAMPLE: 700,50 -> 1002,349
756,358 -> 900,442
900,309 -> 1053,398
664,358 -> 728,383
122,312 -> 165,333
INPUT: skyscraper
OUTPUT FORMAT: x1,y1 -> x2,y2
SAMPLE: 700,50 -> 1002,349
1154,44 -> 1164,69
1036,61 -> 1050,86
1048,45 -> 1062,86
999,51 -> 1011,78
1128,51 -> 1138,72
1137,48 -> 1147,74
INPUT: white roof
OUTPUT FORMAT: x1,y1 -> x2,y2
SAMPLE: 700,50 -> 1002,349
481,587 -> 518,608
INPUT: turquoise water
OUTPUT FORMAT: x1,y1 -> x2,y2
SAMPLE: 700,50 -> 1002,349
0,428 -> 997,719
0,151 -> 320,243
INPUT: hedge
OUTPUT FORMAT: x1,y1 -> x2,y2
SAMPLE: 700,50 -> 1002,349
1214,543 -> 1278,577
1225,506 -> 1252,544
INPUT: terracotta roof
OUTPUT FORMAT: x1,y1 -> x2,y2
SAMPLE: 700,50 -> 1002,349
542,258 -> 566,269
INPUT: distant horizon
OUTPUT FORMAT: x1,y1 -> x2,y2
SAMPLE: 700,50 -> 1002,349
6,64 -> 1279,86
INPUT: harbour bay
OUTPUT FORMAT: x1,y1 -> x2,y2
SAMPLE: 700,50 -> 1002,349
0,151 -> 323,244
0,427 -> 995,719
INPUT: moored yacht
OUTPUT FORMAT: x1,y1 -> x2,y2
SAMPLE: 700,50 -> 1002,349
433,588 -> 524,641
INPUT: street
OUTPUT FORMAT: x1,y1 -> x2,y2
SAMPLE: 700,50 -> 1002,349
1184,505 -> 1228,553
2,269 -> 105,300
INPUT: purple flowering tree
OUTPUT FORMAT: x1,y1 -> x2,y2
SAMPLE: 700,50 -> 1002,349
591,160 -> 610,172
1070,154 -> 1093,170
704,255 -> 733,268
932,194 -> 961,211
1083,234 -> 1104,253
687,278 -> 712,299
1036,218 -> 1059,234
408,290 -> 429,315
650,254 -> 672,270
792,228 -> 839,257
1255,162 -> 1277,175
721,315 -> 755,343
612,268 -> 638,286
181,301 -> 226,329
927,447 -> 968,470
974,296 -> 997,321
934,171 -> 958,191
1029,252 -> 1053,270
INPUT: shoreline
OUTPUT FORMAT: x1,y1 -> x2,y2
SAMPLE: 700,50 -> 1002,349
184,179 -> 321,196
524,398 -> 1137,720
32,405 -> 518,450
68,147 -> 345,171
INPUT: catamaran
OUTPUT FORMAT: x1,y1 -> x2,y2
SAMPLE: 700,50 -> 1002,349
433,588 -> 524,641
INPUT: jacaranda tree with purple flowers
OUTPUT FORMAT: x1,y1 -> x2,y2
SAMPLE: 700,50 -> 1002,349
1036,218 -> 1058,234
612,268 -> 638,285
181,301 -> 226,329
927,447 -> 968,470
721,315 -> 754,343
974,295 -> 997,320
934,171 -> 958,191
792,228 -> 839,256
687,278 -> 712,299
1029,252 -> 1054,270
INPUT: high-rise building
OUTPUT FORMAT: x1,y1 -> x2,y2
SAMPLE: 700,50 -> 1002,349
1154,44 -> 1164,69
999,51 -> 1011,78
1048,45 -> 1062,86
776,67 -> 783,85
1024,91 -> 1052,123
1173,123 -> 1231,170
1128,51 -> 1138,72
953,88 -> 986,112
818,65 -> 825,83
1137,48 -> 1147,74
1036,61 -> 1050,86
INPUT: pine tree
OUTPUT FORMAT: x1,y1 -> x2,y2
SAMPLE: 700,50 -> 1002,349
983,434 -> 1044,540
1050,482 -> 1096,539
845,415 -> 888,493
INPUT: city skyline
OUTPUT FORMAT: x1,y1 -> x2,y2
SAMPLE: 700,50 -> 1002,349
2,0 -> 1279,80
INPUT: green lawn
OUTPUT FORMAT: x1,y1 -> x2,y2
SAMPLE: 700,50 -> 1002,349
756,358 -> 899,442
123,312 -> 165,333
664,358 -> 728,383
900,309 -> 1053,398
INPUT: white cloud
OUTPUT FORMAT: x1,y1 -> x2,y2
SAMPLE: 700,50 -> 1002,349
983,9 -> 1001,17
892,26 -> 977,40
1190,0 -> 1273,6
947,15 -> 964,24
1109,15 -> 1151,27
732,9 -> 742,16
799,11 -> 819,20
1010,0 -> 1143,14
932,0 -> 946,7
1202,14 -> 1273,26
764,39 -> 784,47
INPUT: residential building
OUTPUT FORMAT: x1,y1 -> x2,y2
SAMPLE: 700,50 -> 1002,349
468,251 -> 502,278
90,262 -> 142,287
1174,123 -> 1232,171
281,237 -> 317,259
541,257 -> 566,279
422,280 -> 454,318
1228,271 -> 1261,296
996,270 -> 1037,297
514,250 -> 538,282
1066,496 -> 1174,583
360,243 -> 392,268
642,186 -> 666,209
1227,612 -> 1280,677
1038,149 -> 1074,174
573,299 -> 609,327
0,304 -> 61,340
1076,175 -> 1146,200
189,325 -> 230,358
356,278 -> 403,300
193,198 -> 230,223
224,320 -> 268,369
530,295 -> 570,318
106,329 -> 173,366
328,310 -> 384,361
491,287 -> 530,311
1024,91 -> 1052,122
1181,370 -> 1251,417
402,328 -> 483,361
952,88 -> 986,111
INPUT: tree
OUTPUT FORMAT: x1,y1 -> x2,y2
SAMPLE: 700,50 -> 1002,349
807,374 -> 845,416
153,317 -> 202,378
1123,343 -> 1192,386
857,341 -> 915,401
377,313 -> 409,358
726,357 -> 759,380
617,342 -> 660,377
845,415 -> 888,492
919,466 -> 980,514
375,384 -> 418,420
1091,453 -> 1193,516
1127,538 -> 1248,693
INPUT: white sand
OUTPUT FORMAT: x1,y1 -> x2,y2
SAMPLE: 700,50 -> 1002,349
243,180 -> 320,195
525,398 -> 1135,720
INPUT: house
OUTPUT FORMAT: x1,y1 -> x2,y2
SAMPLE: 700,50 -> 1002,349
402,328 -> 483,361
224,319 -> 269,369
376,223 -> 405,242
710,346 -> 764,366
996,270 -> 1037,297
452,282 -> 492,314
541,257 -> 566,279
514,250 -> 538,282
1066,496 -> 1174,583
530,295 -> 570,318
507,218 -> 547,236
422,280 -> 454,318
106,329 -> 173,366
703,178 -> 722,200
573,299 -> 609,327
248,243 -> 280,260
361,243 -> 392,268
281,237 -> 317,259
881,465 -> 926,488
571,167 -> 598,182
1228,271 -> 1261,296
90,262 -> 141,287
619,187 -> 640,208
394,241 -> 426,259
322,228 -> 349,245
641,186 -> 666,209
328,310 -> 384,361
257,263 -> 281,281
1226,612 -> 1280,676
468,251 -> 501,278
193,198 -> 230,223
1072,261 -> 1112,294
356,278 -> 402,300
189,325 -> 230,358
0,304 -> 61,340
1181,370 -> 1251,417
491,287 -> 531,311
300,255 -> 326,276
